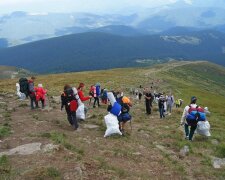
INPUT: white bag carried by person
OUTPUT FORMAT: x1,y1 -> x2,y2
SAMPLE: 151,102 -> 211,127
104,113 -> 122,137
76,103 -> 85,120
16,83 -> 26,100
197,121 -> 211,137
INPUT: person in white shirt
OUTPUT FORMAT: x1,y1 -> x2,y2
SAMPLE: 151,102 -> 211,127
180,96 -> 198,141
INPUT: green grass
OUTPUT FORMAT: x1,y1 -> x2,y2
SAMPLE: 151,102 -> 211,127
0,155 -> 11,174
46,167 -> 61,178
0,61 -> 225,179
40,131 -> 85,156
0,125 -> 11,138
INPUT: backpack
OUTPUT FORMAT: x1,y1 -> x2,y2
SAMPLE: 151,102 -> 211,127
186,105 -> 206,126
64,88 -> 78,112
19,78 -> 29,95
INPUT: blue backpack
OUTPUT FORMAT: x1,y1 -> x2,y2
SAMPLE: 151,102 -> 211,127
186,106 -> 206,126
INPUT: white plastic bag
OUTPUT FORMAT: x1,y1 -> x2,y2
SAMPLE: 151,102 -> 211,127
76,103 -> 85,120
107,92 -> 116,106
104,113 -> 122,137
197,121 -> 211,136
16,83 -> 26,100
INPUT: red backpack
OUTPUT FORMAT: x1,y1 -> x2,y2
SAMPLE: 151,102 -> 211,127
64,88 -> 78,112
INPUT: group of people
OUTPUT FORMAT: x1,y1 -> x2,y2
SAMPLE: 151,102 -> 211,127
17,76 -> 47,109
17,77 -> 211,140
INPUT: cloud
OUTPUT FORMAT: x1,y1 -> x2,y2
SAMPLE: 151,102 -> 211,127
0,0 -> 178,15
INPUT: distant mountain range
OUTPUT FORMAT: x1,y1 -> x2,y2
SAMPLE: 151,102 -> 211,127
0,30 -> 224,73
1,0 -> 225,47
0,66 -> 32,79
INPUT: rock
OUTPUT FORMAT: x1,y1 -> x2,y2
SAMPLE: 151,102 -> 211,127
83,124 -> 99,129
179,145 -> 189,157
7,107 -> 13,112
0,143 -> 41,156
51,96 -> 61,104
132,152 -> 142,156
155,144 -> 178,160
6,94 -> 14,98
212,157 -> 225,169
211,139 -> 219,145
0,114 -> 3,118
41,107 -> 53,112
42,144 -> 60,152
74,166 -> 83,177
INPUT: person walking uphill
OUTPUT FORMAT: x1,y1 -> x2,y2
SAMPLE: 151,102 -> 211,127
93,83 -> 101,108
158,94 -> 165,118
180,96 -> 200,141
77,83 -> 92,115
28,76 -> 37,109
144,88 -> 152,115
35,84 -> 47,109
61,85 -> 79,130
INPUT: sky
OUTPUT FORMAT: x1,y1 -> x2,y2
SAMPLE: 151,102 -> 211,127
0,0 -> 181,15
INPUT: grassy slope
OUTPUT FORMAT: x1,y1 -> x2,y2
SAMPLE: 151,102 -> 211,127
0,61 -> 225,179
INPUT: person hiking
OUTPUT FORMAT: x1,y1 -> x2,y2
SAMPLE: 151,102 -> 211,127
138,90 -> 143,100
77,83 -> 92,116
158,94 -> 165,118
88,85 -> 95,105
144,88 -> 152,115
28,76 -> 37,109
77,83 -> 92,102
35,84 -> 47,109
101,88 -> 108,104
180,96 -> 203,141
167,93 -> 174,115
175,99 -> 180,108
93,83 -> 101,108
61,84 -> 79,130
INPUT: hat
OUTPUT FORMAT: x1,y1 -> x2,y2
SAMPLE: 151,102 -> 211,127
191,96 -> 197,102
122,96 -> 130,104
38,84 -> 43,88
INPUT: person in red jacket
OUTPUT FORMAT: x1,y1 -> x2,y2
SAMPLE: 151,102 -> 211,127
77,83 -> 92,117
35,84 -> 47,109
77,83 -> 92,102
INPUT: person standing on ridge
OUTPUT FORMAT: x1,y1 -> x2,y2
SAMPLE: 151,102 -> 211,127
144,88 -> 152,115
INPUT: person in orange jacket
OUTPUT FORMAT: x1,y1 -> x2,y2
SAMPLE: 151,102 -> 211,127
35,84 -> 47,109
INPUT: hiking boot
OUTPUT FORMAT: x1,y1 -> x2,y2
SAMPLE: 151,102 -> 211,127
185,136 -> 189,140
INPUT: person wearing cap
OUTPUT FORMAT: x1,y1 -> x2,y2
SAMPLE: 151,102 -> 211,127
28,76 -> 37,109
180,96 -> 198,141
118,96 -> 132,134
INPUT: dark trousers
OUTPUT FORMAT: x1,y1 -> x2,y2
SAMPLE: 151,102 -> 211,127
159,106 -> 165,118
36,99 -> 45,108
29,94 -> 37,109
66,108 -> 78,129
184,124 -> 197,140
145,101 -> 151,114
93,97 -> 100,107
